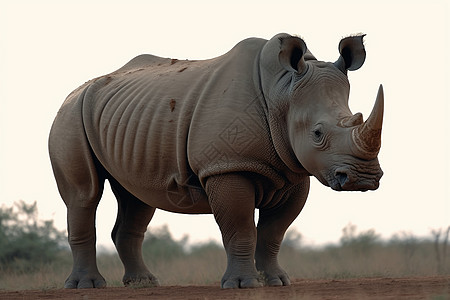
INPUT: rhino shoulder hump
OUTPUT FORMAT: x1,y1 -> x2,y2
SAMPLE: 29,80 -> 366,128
114,54 -> 171,74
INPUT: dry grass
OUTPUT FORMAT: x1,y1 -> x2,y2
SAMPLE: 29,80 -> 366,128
0,263 -> 68,290
97,247 -> 226,287
280,242 -> 444,279
1,238 -> 448,290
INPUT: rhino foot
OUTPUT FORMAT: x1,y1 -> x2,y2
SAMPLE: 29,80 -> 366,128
259,269 -> 291,286
64,271 -> 106,289
123,272 -> 160,288
221,274 -> 263,289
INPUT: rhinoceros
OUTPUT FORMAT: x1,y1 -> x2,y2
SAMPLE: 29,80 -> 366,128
49,33 -> 383,289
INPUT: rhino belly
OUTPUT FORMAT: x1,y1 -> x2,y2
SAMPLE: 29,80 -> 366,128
117,177 -> 212,214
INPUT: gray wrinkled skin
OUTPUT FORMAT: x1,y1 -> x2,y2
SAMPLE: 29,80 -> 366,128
49,33 -> 383,289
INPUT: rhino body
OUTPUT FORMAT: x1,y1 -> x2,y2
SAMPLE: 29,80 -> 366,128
49,33 -> 383,289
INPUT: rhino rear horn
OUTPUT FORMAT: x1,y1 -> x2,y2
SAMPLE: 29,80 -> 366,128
352,85 -> 384,160
334,34 -> 366,73
279,36 -> 307,75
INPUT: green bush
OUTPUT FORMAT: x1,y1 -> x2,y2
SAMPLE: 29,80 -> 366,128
142,225 -> 188,262
0,201 -> 66,272
189,241 -> 223,257
340,223 -> 380,254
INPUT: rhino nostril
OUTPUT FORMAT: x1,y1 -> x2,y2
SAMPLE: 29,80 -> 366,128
335,171 -> 348,187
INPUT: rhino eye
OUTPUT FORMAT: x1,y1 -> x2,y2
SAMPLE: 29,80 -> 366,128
311,125 -> 327,148
313,128 -> 323,142
314,129 -> 323,139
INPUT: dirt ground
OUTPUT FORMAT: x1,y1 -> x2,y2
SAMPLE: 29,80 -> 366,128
1,276 -> 449,299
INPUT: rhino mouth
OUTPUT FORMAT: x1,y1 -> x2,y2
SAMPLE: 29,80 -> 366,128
322,163 -> 383,192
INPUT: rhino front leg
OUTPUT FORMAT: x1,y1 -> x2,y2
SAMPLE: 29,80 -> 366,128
110,179 -> 159,287
206,174 -> 262,289
255,178 -> 309,286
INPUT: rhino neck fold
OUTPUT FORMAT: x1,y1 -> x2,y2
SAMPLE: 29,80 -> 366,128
267,107 -> 308,175
257,39 -> 309,177
263,83 -> 308,175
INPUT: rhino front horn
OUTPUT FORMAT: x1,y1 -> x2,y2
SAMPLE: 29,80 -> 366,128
352,85 -> 384,160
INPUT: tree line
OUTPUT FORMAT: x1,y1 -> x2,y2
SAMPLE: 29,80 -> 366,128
0,201 -> 448,276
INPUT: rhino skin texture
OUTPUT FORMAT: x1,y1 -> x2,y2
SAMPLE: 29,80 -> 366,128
49,33 -> 384,289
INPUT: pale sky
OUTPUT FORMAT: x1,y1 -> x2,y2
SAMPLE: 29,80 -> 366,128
1,1 -> 449,249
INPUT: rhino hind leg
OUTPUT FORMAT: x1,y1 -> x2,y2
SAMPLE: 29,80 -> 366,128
109,178 -> 160,287
64,205 -> 106,289
49,117 -> 107,289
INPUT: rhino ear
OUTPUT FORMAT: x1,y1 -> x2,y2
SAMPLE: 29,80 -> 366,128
279,36 -> 308,74
334,34 -> 366,73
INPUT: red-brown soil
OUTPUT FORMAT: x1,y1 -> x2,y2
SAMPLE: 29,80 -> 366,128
1,277 -> 449,299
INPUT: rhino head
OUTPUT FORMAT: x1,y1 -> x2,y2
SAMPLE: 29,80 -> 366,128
260,34 -> 383,191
